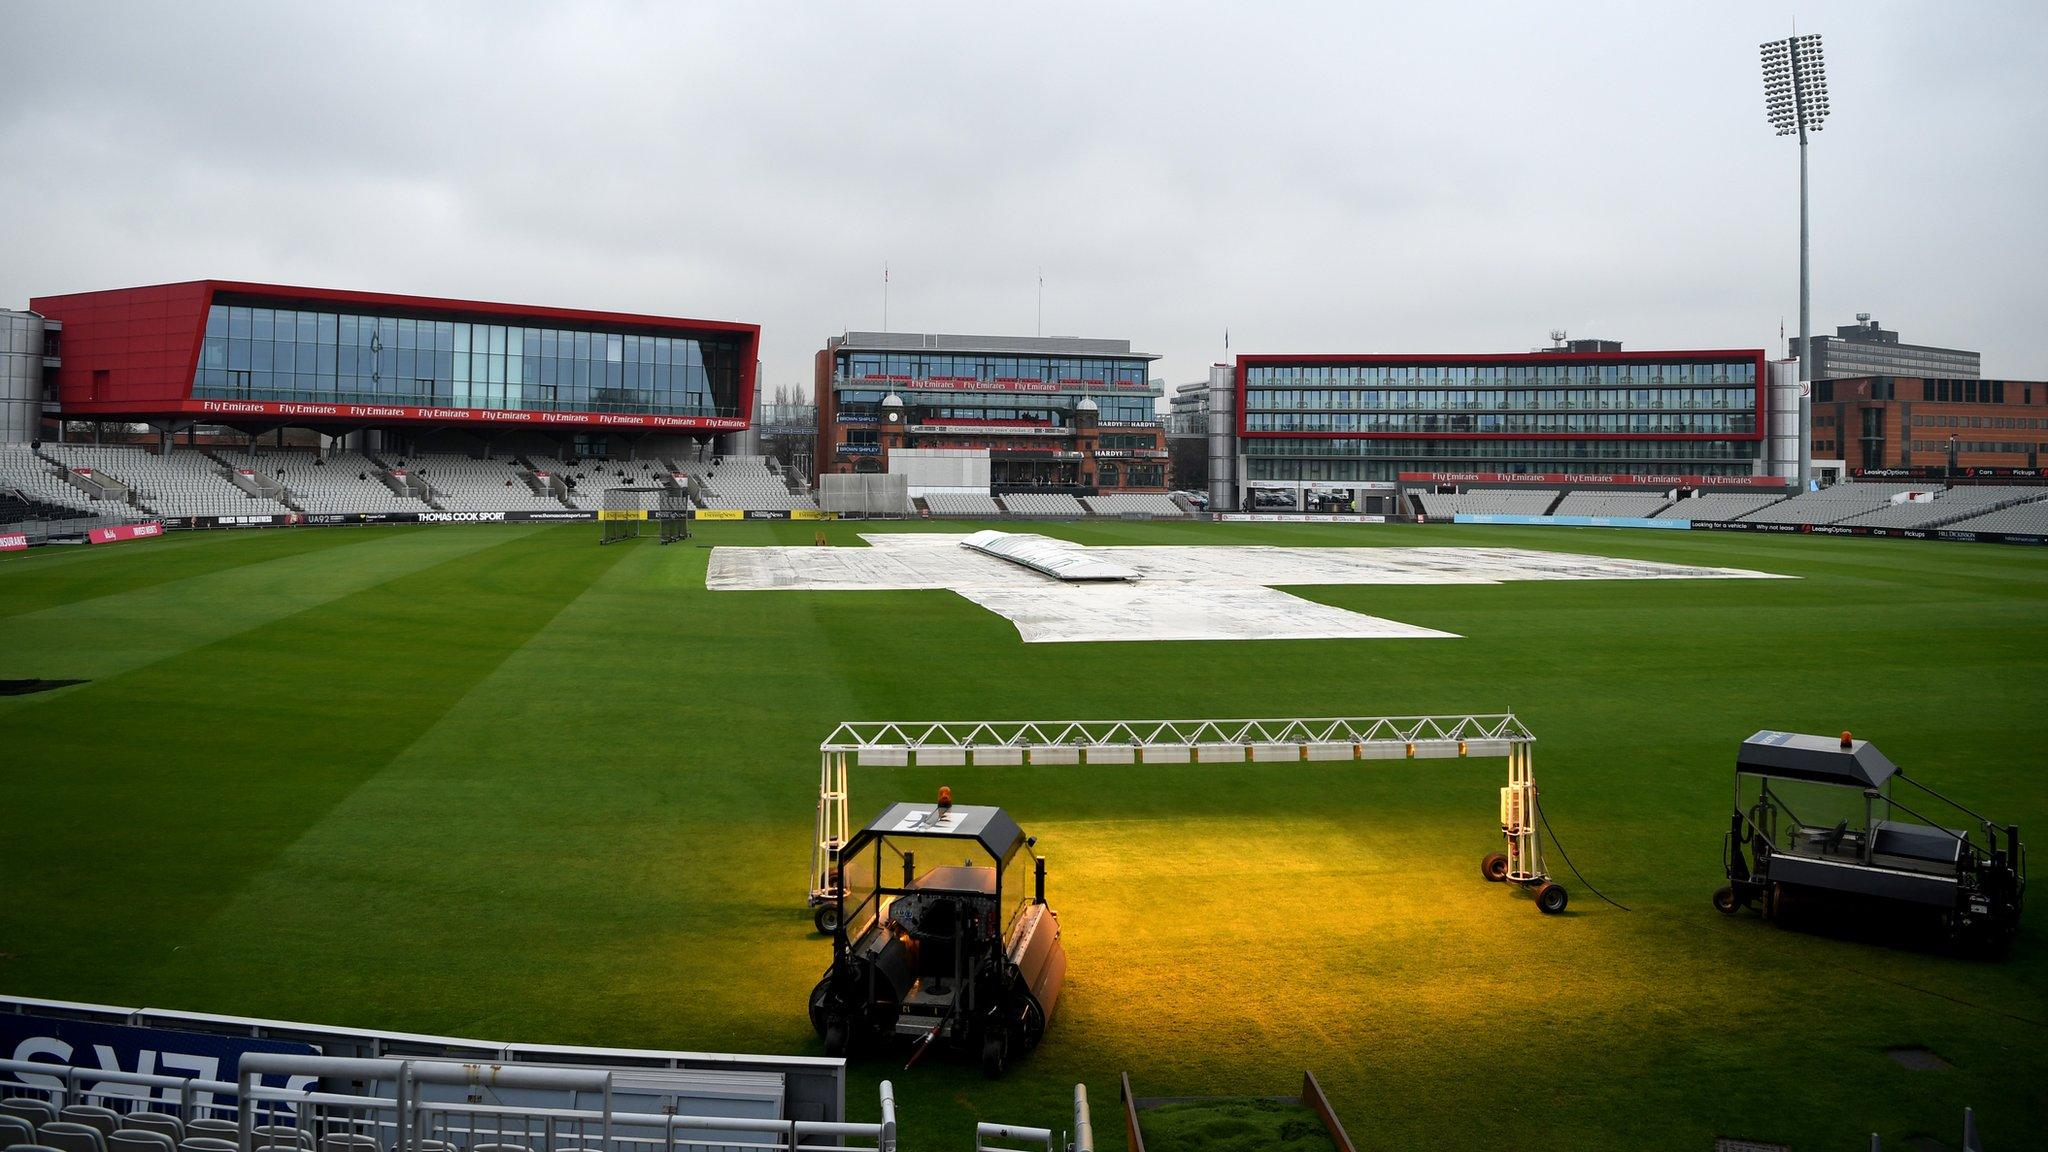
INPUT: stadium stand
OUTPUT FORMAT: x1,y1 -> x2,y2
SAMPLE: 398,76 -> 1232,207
1413,488 -> 1560,517
999,492 -> 1088,516
1834,485 -> 2048,530
0,491 -> 85,523
557,458 -> 680,508
1,444 -> 130,520
392,453 -> 566,512
1547,492 -> 1673,518
40,444 -> 291,519
1649,492 -> 1787,521
696,455 -> 817,511
1733,482 -> 1923,525
262,451 -> 424,515
923,492 -> 1004,516
1080,493 -> 1188,516
0,994 -> 887,1152
1945,497 -> 2048,535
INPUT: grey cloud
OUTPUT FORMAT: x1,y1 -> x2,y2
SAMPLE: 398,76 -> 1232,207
2,0 -> 2043,392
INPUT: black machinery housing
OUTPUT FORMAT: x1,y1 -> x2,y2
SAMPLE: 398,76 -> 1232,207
1719,730 -> 2026,952
809,800 -> 1066,1077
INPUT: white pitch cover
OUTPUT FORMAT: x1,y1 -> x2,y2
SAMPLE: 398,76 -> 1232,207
708,533 -> 1788,645
959,529 -> 1142,582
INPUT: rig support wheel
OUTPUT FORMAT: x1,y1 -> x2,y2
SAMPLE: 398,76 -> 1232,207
1535,882 -> 1569,915
1712,886 -> 1740,915
822,1018 -> 850,1058
1481,852 -> 1510,882
812,903 -> 841,935
980,1030 -> 1010,1079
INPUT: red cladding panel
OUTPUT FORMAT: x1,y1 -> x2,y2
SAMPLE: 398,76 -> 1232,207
31,282 -> 214,409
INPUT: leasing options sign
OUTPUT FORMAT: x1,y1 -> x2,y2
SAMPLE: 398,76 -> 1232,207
0,1014 -> 319,1105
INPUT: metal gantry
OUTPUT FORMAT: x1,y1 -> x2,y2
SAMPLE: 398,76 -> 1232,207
811,714 -> 1538,906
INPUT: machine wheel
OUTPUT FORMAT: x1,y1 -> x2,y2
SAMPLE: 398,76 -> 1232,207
822,1018 -> 850,1058
1712,886 -> 1740,915
1535,882 -> 1569,915
1017,994 -> 1047,1051
812,903 -> 841,935
980,1030 -> 1010,1079
1481,852 -> 1510,882
808,977 -> 833,1036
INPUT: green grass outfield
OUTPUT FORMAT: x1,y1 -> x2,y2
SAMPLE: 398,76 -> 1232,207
2,520 -> 2044,1150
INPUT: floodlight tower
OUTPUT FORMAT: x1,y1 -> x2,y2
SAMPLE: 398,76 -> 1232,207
1761,32 -> 1830,490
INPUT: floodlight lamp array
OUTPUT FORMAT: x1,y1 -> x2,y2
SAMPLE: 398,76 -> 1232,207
1760,34 -> 1828,135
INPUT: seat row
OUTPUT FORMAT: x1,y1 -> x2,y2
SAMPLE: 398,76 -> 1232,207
0,1102 -> 311,1152
0,1099 -> 567,1152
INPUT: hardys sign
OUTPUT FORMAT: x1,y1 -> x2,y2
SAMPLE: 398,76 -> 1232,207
0,1013 -> 319,1104
88,522 -> 165,545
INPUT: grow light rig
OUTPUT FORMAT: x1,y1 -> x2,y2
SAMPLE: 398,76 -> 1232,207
808,713 -> 1567,928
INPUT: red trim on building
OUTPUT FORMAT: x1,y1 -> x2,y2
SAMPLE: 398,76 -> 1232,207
29,280 -> 760,431
1396,471 -> 1788,488
55,398 -> 746,431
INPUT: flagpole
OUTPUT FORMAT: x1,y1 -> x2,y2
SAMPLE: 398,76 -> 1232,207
883,264 -> 889,332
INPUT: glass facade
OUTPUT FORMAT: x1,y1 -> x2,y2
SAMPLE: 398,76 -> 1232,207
1241,355 -> 1765,482
833,350 -> 1157,426
841,351 -> 1148,388
192,301 -> 745,417
1244,406 -> 1754,435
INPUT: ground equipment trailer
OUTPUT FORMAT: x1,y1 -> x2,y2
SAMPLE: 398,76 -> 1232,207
810,796 -> 1066,1078
807,714 -> 1569,924
1718,730 -> 2026,951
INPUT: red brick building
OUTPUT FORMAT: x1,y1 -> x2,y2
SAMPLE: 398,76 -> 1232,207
1813,376 -> 2048,476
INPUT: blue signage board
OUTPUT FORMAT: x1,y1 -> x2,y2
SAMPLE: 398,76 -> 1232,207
0,1014 -> 321,1104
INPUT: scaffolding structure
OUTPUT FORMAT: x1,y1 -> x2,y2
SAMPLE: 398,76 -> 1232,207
810,713 -> 1551,912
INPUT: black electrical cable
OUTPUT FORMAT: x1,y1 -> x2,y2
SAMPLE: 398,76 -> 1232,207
1535,797 -> 1631,911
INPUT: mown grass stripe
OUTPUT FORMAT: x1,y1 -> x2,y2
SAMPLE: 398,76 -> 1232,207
0,527 -> 537,703
0,528 -> 393,620
0,527 -> 628,1003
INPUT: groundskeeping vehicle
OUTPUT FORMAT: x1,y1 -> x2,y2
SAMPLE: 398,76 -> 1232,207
1718,730 -> 2026,952
809,793 -> 1066,1077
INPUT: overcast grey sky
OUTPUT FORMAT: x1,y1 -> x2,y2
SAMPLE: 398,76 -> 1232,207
4,2 -> 2044,393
